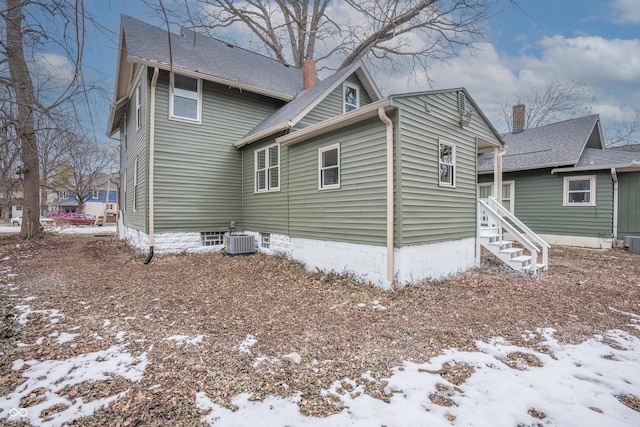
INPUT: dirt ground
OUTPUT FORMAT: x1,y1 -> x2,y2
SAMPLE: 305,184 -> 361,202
1,233 -> 639,425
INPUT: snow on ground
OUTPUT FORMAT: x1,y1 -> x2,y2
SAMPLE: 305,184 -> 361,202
196,328 -> 640,427
1,236 -> 639,426
2,344 -> 148,426
0,225 -> 117,235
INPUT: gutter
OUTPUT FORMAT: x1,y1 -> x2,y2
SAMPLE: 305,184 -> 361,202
233,121 -> 291,148
378,107 -> 394,283
128,58 -> 296,102
611,167 -> 619,246
551,161 -> 640,174
145,67 -> 159,264
277,99 -> 392,146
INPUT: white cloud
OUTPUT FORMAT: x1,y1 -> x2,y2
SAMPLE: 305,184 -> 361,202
31,52 -> 77,89
610,0 -> 640,24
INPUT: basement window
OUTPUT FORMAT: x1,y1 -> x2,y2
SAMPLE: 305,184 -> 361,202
563,175 -> 596,206
201,231 -> 225,246
261,233 -> 271,249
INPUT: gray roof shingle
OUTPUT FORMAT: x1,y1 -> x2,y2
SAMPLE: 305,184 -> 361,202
121,15 -> 303,99
478,115 -> 602,172
238,63 -> 361,144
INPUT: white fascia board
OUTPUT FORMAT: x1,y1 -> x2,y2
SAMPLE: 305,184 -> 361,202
277,99 -> 392,146
233,121 -> 291,148
551,162 -> 640,174
130,57 -> 295,102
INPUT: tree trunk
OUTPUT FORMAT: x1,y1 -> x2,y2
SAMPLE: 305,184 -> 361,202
5,0 -> 42,238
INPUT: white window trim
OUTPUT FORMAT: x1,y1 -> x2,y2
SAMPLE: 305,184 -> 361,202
318,143 -> 341,190
135,86 -> 142,131
122,169 -> 127,212
133,157 -> 139,212
478,181 -> 515,214
254,143 -> 280,193
343,82 -> 359,113
438,140 -> 456,188
92,189 -> 99,199
169,73 -> 202,123
122,113 -> 128,150
563,175 -> 596,206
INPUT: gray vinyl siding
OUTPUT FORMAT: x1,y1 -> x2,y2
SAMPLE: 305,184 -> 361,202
393,91 -> 498,246
617,171 -> 640,239
293,74 -> 373,130
288,117 -> 387,245
120,67 -> 149,232
481,169 -> 614,238
241,135 -> 289,235
153,70 -> 282,232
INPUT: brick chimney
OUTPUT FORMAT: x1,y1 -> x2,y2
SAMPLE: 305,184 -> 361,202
512,104 -> 525,133
303,57 -> 316,89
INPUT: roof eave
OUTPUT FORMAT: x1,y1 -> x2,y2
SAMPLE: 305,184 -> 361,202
277,99 -> 392,146
551,162 -> 640,174
233,121 -> 291,148
130,57 -> 296,102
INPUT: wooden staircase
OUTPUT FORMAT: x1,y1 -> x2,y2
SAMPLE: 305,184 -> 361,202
478,198 -> 549,275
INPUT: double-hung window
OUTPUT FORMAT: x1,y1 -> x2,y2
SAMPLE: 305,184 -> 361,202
170,73 -> 201,122
319,143 -> 340,190
564,175 -> 596,206
135,86 -> 142,130
439,140 -> 456,187
255,144 -> 280,192
343,83 -> 359,113
133,157 -> 139,212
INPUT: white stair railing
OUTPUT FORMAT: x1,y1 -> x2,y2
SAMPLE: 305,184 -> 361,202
478,197 -> 550,274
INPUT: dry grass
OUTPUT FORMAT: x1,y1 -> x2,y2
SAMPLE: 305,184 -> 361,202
1,233 -> 639,425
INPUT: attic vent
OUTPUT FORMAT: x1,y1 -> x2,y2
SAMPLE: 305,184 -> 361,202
458,91 -> 467,114
457,90 -> 472,127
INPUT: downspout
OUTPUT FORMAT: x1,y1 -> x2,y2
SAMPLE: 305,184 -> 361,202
378,107 -> 394,283
145,67 -> 159,264
611,167 -> 619,247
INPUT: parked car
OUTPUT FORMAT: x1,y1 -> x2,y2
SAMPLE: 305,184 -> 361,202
10,216 -> 55,226
65,214 -> 103,226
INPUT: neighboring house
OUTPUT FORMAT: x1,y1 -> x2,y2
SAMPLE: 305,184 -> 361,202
83,189 -> 118,219
107,16 -> 525,288
51,188 -> 118,217
478,110 -> 640,249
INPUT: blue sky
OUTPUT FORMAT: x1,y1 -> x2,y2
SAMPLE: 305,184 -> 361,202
82,0 -> 640,141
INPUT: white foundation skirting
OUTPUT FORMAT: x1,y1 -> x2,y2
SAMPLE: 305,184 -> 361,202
118,222 -> 476,288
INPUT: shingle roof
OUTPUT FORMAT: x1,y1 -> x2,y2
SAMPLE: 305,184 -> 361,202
235,62 -> 362,147
575,147 -> 640,168
121,15 -> 303,99
478,115 -> 602,172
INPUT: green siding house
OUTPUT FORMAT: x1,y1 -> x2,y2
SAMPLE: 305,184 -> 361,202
108,16 -> 509,288
478,111 -> 640,249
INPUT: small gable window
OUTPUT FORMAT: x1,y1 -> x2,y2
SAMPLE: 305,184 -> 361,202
170,73 -> 201,122
564,175 -> 596,206
255,144 -> 280,192
319,143 -> 340,190
439,140 -> 456,187
343,83 -> 359,113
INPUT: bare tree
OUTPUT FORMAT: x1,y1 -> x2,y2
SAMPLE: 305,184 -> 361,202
604,108 -> 640,147
51,137 -> 116,215
153,0 -> 494,74
501,81 -> 595,132
1,0 -> 94,238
